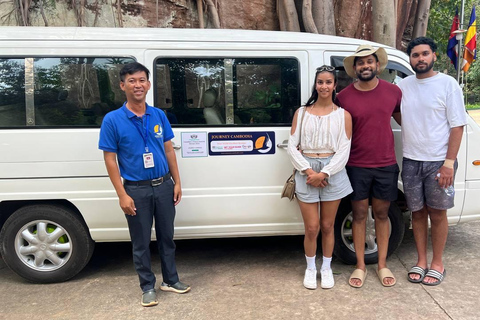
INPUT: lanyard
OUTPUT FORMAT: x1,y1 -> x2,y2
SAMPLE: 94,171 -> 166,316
131,114 -> 149,153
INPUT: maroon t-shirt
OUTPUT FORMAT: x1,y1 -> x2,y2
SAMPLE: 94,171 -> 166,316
335,79 -> 401,168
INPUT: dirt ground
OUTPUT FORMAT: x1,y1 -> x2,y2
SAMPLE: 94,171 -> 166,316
468,109 -> 480,124
2,221 -> 480,320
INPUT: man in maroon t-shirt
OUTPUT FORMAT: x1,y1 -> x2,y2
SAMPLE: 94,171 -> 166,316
335,45 -> 401,288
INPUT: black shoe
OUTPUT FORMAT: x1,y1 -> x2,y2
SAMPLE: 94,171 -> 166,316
160,281 -> 191,294
141,289 -> 159,307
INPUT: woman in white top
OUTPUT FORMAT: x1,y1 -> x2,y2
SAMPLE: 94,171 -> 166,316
288,65 -> 353,290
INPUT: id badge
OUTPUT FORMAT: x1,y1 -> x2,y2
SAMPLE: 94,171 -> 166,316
143,153 -> 154,168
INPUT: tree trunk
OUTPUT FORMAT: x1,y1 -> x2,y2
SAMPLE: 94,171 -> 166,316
396,0 -> 414,49
25,0 -> 31,25
313,0 -> 335,35
277,0 -> 287,31
281,0 -> 300,31
372,0 -> 396,46
335,0 -> 371,40
17,0 -> 26,26
403,0 -> 418,46
302,0 -> 318,33
20,0 -> 31,26
334,0 -> 362,38
356,0 -> 373,40
197,0 -> 204,28
80,0 -> 85,27
412,0 -> 431,38
39,0 -> 49,26
1,0 -> 421,43
205,0 -> 221,28
93,0 -> 100,26
116,0 -> 123,27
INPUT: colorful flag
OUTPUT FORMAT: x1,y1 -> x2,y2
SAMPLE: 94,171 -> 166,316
462,5 -> 477,72
447,8 -> 460,69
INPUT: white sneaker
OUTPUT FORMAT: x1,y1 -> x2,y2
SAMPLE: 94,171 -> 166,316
303,268 -> 317,289
320,268 -> 334,289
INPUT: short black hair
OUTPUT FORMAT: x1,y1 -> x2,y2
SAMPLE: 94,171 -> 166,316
119,62 -> 150,82
354,53 -> 379,66
406,37 -> 437,56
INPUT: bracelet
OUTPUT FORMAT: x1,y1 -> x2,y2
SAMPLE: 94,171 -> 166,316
443,159 -> 455,169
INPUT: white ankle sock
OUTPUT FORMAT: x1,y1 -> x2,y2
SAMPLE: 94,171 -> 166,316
306,255 -> 316,270
321,256 -> 332,271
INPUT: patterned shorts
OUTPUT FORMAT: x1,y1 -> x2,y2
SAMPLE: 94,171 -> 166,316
401,158 -> 457,212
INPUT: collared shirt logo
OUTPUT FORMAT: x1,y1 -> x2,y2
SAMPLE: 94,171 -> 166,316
154,124 -> 163,139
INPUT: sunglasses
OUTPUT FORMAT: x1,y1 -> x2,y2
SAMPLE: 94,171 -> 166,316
316,65 -> 335,72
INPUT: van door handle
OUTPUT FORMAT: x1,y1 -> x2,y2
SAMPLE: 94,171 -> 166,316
172,142 -> 181,150
277,140 -> 289,149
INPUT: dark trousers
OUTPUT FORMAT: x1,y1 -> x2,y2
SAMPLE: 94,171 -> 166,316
124,178 -> 179,292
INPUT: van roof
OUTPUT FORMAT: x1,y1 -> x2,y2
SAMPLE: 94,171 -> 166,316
0,26 -> 392,48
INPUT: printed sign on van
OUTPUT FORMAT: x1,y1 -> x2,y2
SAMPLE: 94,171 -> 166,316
208,131 -> 275,156
181,132 -> 208,158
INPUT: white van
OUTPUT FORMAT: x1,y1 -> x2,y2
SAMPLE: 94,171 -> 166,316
1,27 -> 479,283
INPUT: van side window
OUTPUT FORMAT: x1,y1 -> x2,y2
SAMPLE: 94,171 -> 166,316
0,59 -> 25,127
330,56 -> 412,93
155,58 -> 300,126
0,57 -> 135,127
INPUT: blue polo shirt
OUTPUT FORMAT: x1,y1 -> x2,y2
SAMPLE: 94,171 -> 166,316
99,103 -> 174,181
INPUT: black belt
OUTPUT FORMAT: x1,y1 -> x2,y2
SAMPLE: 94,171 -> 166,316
124,172 -> 172,187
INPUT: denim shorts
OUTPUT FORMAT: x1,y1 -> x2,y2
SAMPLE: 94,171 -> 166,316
295,155 -> 353,203
401,158 -> 457,212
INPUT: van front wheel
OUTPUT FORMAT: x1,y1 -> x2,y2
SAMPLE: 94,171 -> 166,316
0,205 -> 94,283
333,199 -> 405,265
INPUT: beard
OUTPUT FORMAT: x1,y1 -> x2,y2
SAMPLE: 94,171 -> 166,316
356,67 -> 378,81
412,59 -> 434,74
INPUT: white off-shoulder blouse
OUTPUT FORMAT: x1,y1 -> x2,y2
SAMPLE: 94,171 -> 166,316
287,106 -> 351,177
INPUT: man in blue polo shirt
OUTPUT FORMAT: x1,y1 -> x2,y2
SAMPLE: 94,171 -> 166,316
99,62 -> 190,307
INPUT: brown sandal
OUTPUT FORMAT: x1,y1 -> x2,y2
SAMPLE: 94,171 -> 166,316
349,268 -> 367,288
377,268 -> 396,287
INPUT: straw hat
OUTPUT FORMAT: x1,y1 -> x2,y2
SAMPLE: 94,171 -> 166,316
343,44 -> 388,79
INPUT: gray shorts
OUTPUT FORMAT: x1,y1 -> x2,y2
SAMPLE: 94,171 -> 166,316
295,155 -> 353,203
401,158 -> 457,212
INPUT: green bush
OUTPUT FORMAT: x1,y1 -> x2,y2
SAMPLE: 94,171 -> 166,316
466,104 -> 480,110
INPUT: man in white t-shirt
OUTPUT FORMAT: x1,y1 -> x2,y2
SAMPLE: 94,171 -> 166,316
398,37 -> 467,286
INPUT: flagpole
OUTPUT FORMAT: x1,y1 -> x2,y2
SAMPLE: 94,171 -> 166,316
456,0 -> 466,82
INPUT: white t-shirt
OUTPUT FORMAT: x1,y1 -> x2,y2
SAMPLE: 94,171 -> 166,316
398,72 -> 467,161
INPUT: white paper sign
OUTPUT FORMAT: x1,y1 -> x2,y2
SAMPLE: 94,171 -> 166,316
181,132 -> 208,158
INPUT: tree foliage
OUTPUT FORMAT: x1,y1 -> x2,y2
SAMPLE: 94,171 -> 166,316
428,0 -> 479,103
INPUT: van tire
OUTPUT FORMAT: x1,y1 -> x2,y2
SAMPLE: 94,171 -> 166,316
0,205 -> 94,283
333,199 -> 405,265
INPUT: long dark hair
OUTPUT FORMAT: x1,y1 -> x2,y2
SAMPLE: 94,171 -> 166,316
304,66 -> 337,107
